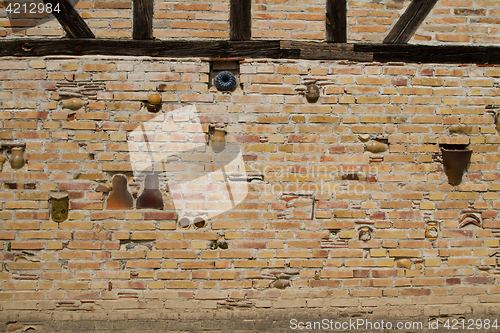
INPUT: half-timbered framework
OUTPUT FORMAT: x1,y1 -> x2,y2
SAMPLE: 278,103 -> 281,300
0,0 -> 498,64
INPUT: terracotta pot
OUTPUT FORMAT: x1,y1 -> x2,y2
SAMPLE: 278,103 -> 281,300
425,221 -> 439,240
50,193 -> 69,222
211,128 -> 226,153
178,216 -> 191,229
10,147 -> 25,169
441,148 -> 472,185
193,216 -> 206,229
0,154 -> 4,171
365,141 -> 388,154
305,84 -> 320,103
62,98 -> 84,110
147,93 -> 162,113
148,93 -> 162,105
136,174 -> 163,210
106,175 -> 134,209
396,259 -> 412,269
358,226 -> 372,241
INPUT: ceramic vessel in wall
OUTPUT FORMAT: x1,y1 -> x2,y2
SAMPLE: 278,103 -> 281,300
441,148 -> 472,185
50,193 -> 69,222
10,147 -> 25,169
106,175 -> 134,209
136,174 -> 164,209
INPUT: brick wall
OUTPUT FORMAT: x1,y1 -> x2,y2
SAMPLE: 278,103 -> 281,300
1,0 -> 499,45
1,57 -> 500,319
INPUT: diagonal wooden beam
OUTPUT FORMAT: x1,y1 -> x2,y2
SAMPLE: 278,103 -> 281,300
326,0 -> 347,43
133,0 -> 154,40
42,0 -> 94,38
230,0 -> 251,41
383,0 -> 438,44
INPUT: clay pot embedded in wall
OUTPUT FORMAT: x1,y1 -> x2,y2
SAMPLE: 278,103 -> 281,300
136,174 -> 164,210
396,259 -> 412,269
365,141 -> 388,154
178,216 -> 191,230
193,216 -> 206,229
50,193 -> 69,223
305,84 -> 320,103
441,148 -> 472,185
0,154 -> 4,171
425,221 -> 439,240
214,71 -> 237,92
62,98 -> 84,110
210,128 -> 226,153
10,147 -> 25,169
147,93 -> 162,113
358,226 -> 372,241
270,279 -> 290,289
106,175 -> 134,209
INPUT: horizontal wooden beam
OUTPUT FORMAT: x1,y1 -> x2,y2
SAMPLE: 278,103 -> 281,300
354,44 -> 500,64
1,39 -> 499,64
281,42 -> 371,61
0,40 -> 298,59
42,0 -> 94,38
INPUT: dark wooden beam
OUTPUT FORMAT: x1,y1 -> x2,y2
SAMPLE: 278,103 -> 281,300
383,0 -> 438,44
0,40 -> 298,59
1,39 -> 500,64
355,44 -> 500,64
326,0 -> 347,43
230,0 -> 251,41
133,0 -> 154,40
42,0 -> 94,38
281,42 -> 372,61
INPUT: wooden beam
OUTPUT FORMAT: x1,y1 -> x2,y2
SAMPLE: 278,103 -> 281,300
1,39 -> 500,64
230,0 -> 251,41
0,40 -> 298,59
355,44 -> 500,64
326,0 -> 347,43
383,0 -> 438,44
133,0 -> 154,40
281,42 -> 372,61
42,0 -> 94,38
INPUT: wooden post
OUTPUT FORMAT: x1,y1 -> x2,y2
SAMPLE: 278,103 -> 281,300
42,0 -> 94,38
326,0 -> 347,43
133,0 -> 154,40
383,0 -> 438,44
230,0 -> 251,41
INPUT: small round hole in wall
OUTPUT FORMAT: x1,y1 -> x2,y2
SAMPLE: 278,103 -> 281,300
215,71 -> 237,92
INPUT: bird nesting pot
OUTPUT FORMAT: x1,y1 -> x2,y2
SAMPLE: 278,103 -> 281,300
365,141 -> 388,154
305,84 -> 320,103
441,148 -> 472,185
50,193 -> 69,222
62,98 -> 84,110
425,221 -> 439,240
10,147 -> 25,169
210,128 -> 226,153
147,93 -> 162,113
136,174 -> 164,210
